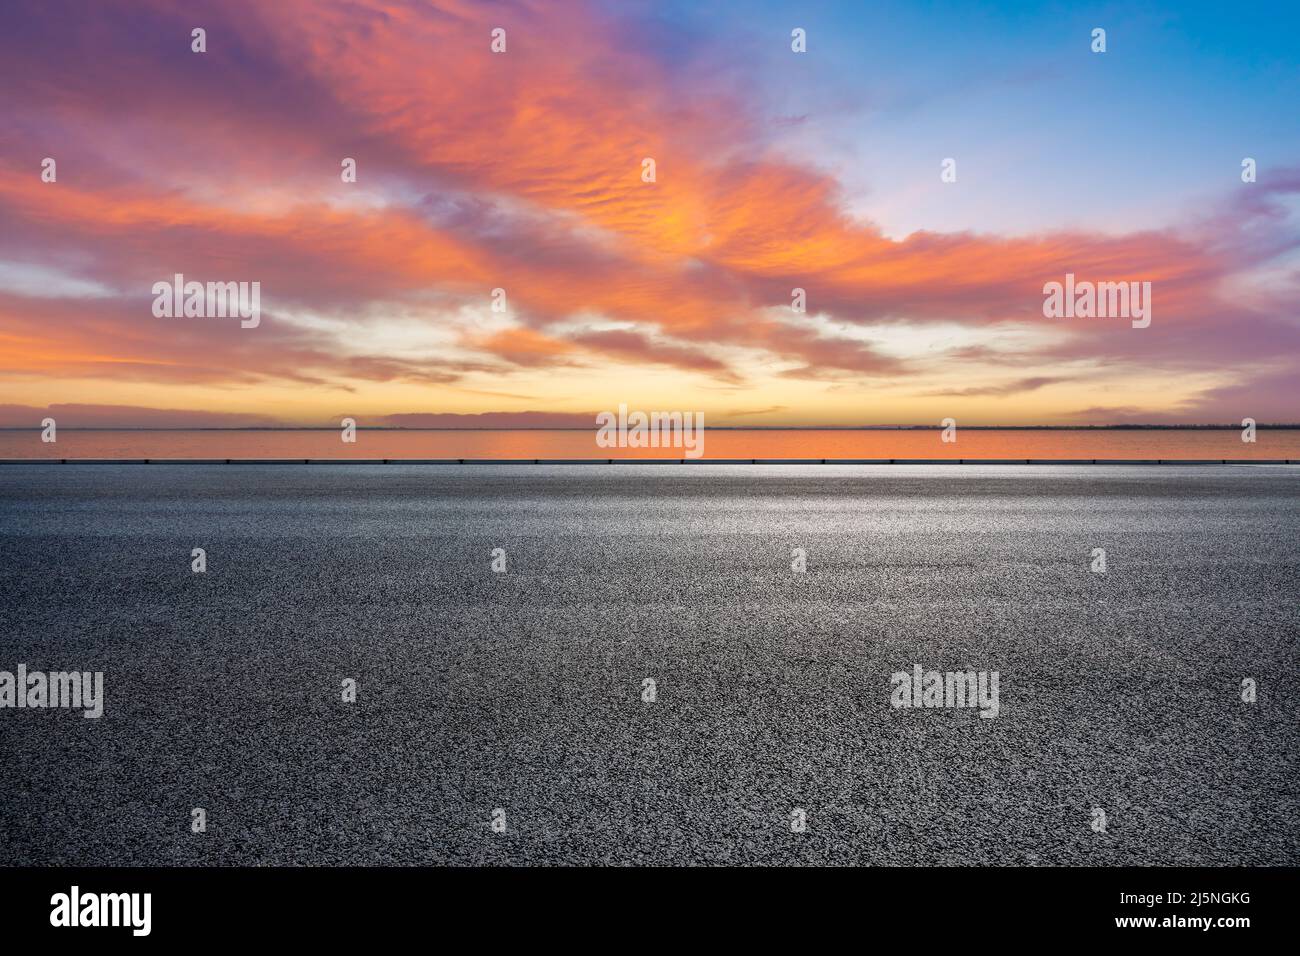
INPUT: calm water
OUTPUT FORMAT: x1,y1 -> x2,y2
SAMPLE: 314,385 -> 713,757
1,429 -> 1296,459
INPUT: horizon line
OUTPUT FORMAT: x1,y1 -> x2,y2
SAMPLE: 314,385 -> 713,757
4,458 -> 1297,466
2,424 -> 1298,432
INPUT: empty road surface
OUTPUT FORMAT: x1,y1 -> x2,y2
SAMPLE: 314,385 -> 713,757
1,464 -> 1296,865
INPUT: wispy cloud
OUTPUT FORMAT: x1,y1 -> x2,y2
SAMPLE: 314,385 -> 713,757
927,377 -> 1068,398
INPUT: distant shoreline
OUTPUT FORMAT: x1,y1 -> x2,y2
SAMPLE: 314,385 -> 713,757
1,425 -> 1297,432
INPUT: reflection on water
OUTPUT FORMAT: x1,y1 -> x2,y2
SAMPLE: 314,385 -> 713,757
1,429 -> 1297,460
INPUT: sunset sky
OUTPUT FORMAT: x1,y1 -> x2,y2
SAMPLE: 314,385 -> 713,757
1,0 -> 1298,427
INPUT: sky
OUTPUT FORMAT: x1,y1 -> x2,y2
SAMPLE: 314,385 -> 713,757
0,0 -> 1297,427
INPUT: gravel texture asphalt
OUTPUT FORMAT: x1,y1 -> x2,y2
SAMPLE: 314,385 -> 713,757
0,463 -> 1296,865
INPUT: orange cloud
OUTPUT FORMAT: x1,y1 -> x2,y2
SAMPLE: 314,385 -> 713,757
0,0 -> 1295,423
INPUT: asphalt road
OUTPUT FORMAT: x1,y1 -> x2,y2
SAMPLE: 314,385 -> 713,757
1,464 -> 1297,865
